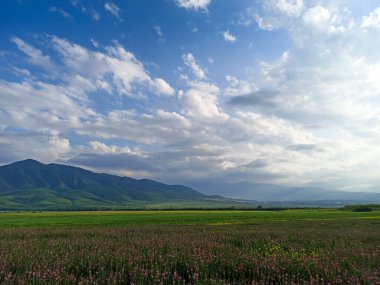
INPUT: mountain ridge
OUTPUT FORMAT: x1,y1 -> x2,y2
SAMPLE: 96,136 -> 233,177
0,159 -> 248,210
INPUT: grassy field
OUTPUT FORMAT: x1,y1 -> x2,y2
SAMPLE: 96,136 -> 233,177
1,208 -> 380,227
0,209 -> 380,284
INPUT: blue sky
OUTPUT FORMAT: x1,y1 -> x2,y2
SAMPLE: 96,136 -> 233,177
2,0 -> 380,196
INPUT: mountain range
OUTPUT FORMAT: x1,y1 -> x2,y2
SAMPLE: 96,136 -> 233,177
189,181 -> 380,204
0,159 -> 247,210
0,159 -> 379,210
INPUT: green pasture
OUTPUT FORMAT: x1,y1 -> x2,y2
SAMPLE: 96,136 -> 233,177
0,208 -> 379,227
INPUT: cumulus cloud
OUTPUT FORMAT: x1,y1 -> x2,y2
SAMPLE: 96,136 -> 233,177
49,135 -> 71,158
181,81 -> 225,119
243,1 -> 342,34
1,36 -> 178,164
224,75 -> 255,96
0,79 -> 93,140
3,34 -> 321,188
222,31 -> 237,43
274,0 -> 304,17
153,78 -> 175,96
174,0 -> 211,11
4,2 -> 380,193
241,0 -> 303,30
302,5 -> 345,35
0,132 -> 71,163
89,141 -> 136,155
229,2 -> 380,189
63,105 -> 320,186
182,53 -> 206,79
50,36 -> 174,97
362,7 -> 380,29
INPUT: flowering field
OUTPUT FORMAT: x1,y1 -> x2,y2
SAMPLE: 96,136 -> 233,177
0,210 -> 380,284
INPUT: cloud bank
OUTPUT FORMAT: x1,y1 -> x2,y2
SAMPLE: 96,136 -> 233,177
3,1 -> 380,195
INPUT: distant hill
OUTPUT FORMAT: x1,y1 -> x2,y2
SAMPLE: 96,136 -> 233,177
0,159 -> 248,210
188,181 -> 380,204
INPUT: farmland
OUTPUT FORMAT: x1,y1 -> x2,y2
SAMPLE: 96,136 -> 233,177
0,209 -> 380,284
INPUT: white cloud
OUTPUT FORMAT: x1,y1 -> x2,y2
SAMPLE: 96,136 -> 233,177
11,37 -> 53,69
182,53 -> 206,79
0,133 -> 71,163
83,109 -> 193,144
153,78 -> 175,96
225,75 -> 255,96
221,2 -> 380,189
243,7 -> 281,30
222,31 -> 237,43
5,2 -> 380,194
245,2 -> 342,34
90,38 -> 99,48
89,141 -> 134,154
49,7 -> 72,19
181,81 -> 226,119
302,5 -> 331,27
153,25 -> 165,42
234,111 -> 314,145
70,0 -> 100,21
90,10 -> 100,21
104,2 -> 122,20
3,35 -> 336,188
1,36 -> 178,166
0,79 -> 91,131
51,36 -> 174,97
242,0 -> 303,31
302,5 -> 345,34
251,51 -> 290,89
275,0 -> 304,17
362,7 -> 380,29
49,136 -> 71,158
175,0 -> 211,11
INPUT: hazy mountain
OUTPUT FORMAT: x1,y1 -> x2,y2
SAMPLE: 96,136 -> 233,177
188,181 -> 380,203
0,159 -> 248,210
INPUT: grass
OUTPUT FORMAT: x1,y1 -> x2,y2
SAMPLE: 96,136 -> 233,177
0,208 -> 380,227
1,209 -> 380,284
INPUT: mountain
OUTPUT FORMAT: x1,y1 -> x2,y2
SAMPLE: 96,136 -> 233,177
0,159 -> 248,210
2,159 -> 378,210
188,181 -> 380,204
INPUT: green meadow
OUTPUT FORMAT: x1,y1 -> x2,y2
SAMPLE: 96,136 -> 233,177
0,206 -> 380,227
1,209 -> 380,284
0,208 -> 380,227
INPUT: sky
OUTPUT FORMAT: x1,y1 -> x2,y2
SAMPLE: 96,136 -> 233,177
1,0 -> 380,195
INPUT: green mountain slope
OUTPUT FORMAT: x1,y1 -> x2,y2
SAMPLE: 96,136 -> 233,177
0,159 -> 248,210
